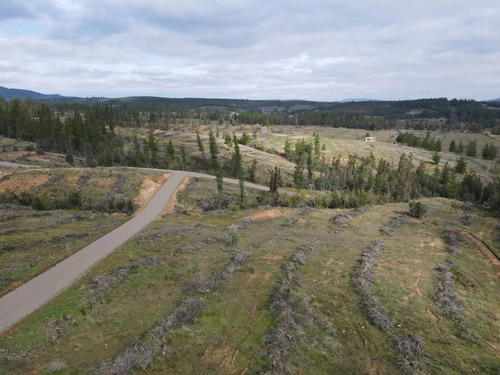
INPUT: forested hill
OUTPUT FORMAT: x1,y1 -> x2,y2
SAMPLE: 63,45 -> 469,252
107,96 -> 500,123
0,86 -> 64,100
1,91 -> 500,127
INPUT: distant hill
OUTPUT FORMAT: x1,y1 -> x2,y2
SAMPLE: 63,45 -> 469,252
489,98 -> 500,102
341,98 -> 375,102
0,86 -> 64,100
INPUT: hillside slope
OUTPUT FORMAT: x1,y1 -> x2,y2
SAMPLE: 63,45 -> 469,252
0,178 -> 498,374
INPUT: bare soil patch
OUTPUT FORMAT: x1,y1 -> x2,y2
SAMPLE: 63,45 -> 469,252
0,173 -> 49,194
161,176 -> 188,216
134,173 -> 170,215
249,209 -> 282,220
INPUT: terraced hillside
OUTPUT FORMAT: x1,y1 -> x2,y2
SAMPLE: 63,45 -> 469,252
0,178 -> 498,374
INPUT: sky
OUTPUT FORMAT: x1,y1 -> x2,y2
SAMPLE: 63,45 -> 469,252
0,0 -> 499,101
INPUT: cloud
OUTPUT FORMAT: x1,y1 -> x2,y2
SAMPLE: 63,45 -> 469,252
0,0 -> 499,100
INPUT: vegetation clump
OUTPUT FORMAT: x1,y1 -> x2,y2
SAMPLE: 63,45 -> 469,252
332,205 -> 371,227
408,201 -> 427,218
396,334 -> 426,374
380,215 -> 408,236
262,246 -> 314,374
443,230 -> 462,255
83,257 -> 160,307
352,240 -> 427,374
185,252 -> 247,294
97,298 -> 204,375
433,264 -> 464,322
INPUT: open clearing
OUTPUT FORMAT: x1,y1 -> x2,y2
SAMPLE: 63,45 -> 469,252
0,177 -> 498,374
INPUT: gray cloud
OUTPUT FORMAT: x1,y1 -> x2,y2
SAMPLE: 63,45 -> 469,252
0,0 -> 499,100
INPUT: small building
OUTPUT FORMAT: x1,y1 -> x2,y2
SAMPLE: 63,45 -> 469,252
364,136 -> 376,142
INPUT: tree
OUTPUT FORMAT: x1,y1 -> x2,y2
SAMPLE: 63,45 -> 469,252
306,144 -> 314,184
395,153 -> 414,202
223,132 -> 233,147
215,171 -> 223,205
248,158 -> 257,183
144,131 -> 159,166
409,201 -> 427,218
231,134 -> 242,178
482,142 -> 497,160
454,156 -> 467,174
65,152 -> 74,165
208,129 -> 219,173
179,145 -> 187,170
294,156 -> 305,189
269,166 -> 281,193
466,140 -> 477,157
165,139 -> 175,168
457,141 -> 465,154
448,140 -> 457,153
195,129 -> 205,159
284,138 -> 292,159
132,136 -> 144,167
314,132 -> 321,157
432,151 -> 441,165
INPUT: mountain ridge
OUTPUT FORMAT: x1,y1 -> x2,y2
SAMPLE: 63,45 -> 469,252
0,86 -> 64,100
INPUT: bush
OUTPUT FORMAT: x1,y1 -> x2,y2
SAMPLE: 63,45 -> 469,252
409,201 -> 427,218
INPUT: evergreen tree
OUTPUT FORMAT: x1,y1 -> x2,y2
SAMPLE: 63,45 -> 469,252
457,141 -> 465,154
306,144 -> 314,184
454,155 -> 467,174
432,151 -> 441,165
223,132 -> 233,147
449,140 -> 457,153
284,138 -> 292,160
466,140 -> 477,157
165,139 -> 175,168
294,156 -> 305,189
144,131 -> 159,166
231,134 -> 242,177
195,129 -> 205,159
314,132 -> 321,157
132,136 -> 144,167
208,129 -> 219,173
179,145 -> 187,170
248,158 -> 257,183
482,142 -> 497,160
394,153 -> 414,202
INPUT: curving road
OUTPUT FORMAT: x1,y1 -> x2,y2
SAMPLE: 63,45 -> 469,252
0,170 -> 271,334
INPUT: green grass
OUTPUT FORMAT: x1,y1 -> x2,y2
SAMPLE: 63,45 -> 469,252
0,190 -> 498,374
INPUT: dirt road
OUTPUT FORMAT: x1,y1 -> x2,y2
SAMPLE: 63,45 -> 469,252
0,170 -> 270,334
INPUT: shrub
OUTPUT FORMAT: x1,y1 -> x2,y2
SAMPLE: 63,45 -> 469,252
409,201 -> 427,218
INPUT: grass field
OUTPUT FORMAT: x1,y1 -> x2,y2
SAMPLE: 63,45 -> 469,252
0,178 -> 498,374
0,167 -> 165,295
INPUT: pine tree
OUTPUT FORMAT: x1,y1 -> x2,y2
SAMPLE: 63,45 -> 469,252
248,158 -> 257,183
432,151 -> 441,165
294,157 -> 305,189
179,145 -> 187,170
466,140 -> 477,157
208,129 -> 219,173
454,155 -> 467,174
231,134 -> 242,178
314,132 -> 321,157
306,144 -> 314,184
449,140 -> 457,153
132,136 -> 144,167
195,129 -> 205,159
165,139 -> 175,168
284,138 -> 292,160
